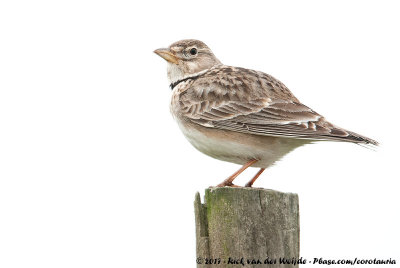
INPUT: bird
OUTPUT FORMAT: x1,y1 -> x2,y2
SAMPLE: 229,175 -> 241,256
154,39 -> 378,187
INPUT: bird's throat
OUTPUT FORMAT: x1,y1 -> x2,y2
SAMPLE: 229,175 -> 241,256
167,63 -> 185,85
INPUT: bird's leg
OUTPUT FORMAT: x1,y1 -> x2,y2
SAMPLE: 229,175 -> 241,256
245,168 -> 265,187
216,159 -> 258,187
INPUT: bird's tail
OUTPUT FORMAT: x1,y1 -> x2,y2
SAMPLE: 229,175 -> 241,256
341,129 -> 379,147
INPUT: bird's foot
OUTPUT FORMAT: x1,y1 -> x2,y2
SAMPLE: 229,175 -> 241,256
244,168 -> 265,188
215,180 -> 240,187
244,182 -> 253,188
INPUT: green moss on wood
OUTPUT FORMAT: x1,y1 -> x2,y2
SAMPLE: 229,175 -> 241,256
196,187 -> 300,268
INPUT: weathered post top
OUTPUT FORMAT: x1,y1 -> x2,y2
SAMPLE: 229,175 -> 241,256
195,187 -> 300,268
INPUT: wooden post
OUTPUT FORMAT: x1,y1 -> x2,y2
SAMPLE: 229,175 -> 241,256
194,187 -> 300,268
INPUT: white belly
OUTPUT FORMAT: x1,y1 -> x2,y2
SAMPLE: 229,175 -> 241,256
176,119 -> 308,168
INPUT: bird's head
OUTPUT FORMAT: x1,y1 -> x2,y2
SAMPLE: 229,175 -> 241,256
154,39 -> 221,84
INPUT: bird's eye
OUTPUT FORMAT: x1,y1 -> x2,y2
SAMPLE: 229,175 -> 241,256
189,48 -> 197,56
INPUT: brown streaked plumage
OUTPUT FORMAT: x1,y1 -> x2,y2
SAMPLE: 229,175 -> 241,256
154,39 -> 378,187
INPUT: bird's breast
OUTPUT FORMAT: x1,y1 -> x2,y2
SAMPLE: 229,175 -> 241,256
170,81 -> 191,120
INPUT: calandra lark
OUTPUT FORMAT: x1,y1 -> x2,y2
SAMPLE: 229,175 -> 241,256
154,39 -> 378,187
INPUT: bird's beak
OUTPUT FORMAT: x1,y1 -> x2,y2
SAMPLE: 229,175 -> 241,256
154,48 -> 179,64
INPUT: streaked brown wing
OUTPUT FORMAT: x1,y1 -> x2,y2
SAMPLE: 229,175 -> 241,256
178,66 -> 377,145
210,100 -> 346,139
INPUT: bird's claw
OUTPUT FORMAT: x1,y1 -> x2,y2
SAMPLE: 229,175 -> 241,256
215,181 -> 240,187
244,182 -> 253,188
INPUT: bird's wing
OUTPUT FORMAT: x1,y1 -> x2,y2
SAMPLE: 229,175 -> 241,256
178,66 -> 378,145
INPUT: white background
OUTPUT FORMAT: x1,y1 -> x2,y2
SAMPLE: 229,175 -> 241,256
1,1 -> 399,267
